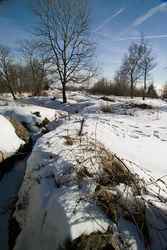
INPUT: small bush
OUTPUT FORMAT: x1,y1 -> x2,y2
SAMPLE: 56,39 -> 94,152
9,118 -> 30,143
67,231 -> 115,250
88,78 -> 114,95
100,103 -> 112,113
40,117 -> 50,127
63,135 -> 74,146
100,96 -> 115,102
32,111 -> 41,117
130,103 -> 153,110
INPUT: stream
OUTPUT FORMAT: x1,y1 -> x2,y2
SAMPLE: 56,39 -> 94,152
0,139 -> 34,250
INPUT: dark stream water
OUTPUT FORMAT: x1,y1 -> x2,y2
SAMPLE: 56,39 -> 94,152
0,132 -> 35,250
0,156 -> 27,250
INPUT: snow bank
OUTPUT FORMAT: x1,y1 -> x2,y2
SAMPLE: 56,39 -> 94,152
0,101 -> 66,132
14,92 -> 167,249
0,115 -> 24,162
14,124 -> 113,250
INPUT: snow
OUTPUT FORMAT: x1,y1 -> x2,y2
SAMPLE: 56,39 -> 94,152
0,99 -> 66,132
84,112 -> 167,177
13,91 -> 167,250
14,126 -> 111,250
0,115 -> 24,161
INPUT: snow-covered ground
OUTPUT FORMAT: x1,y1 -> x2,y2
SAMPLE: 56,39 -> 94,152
0,98 -> 66,133
20,91 -> 167,179
0,97 -> 66,161
10,91 -> 167,250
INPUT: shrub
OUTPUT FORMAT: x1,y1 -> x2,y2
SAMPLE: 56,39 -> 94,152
88,78 -> 130,96
147,84 -> 158,98
88,78 -> 114,95
100,103 -> 112,113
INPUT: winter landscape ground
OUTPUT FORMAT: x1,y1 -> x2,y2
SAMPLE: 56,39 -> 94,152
0,90 -> 167,250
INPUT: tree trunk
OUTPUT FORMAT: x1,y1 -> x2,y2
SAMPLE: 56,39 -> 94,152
143,70 -> 147,101
130,75 -> 134,99
7,83 -> 17,100
62,83 -> 67,103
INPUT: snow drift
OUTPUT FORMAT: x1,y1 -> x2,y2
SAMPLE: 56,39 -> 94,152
0,115 -> 24,163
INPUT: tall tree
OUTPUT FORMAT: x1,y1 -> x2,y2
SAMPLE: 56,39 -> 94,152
20,39 -> 49,96
140,38 -> 156,100
114,68 -> 130,96
0,45 -> 17,99
162,83 -> 167,99
33,0 -> 95,103
119,42 -> 144,98
147,83 -> 158,98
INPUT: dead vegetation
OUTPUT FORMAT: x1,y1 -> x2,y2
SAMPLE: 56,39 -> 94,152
100,103 -> 112,113
127,103 -> 153,110
63,135 -> 74,146
66,230 -> 115,250
100,96 -> 115,103
8,118 -> 30,143
60,117 -> 167,249
39,117 -> 50,128
60,126 -> 150,246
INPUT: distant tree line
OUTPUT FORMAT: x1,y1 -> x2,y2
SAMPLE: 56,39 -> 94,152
162,83 -> 167,99
0,0 -> 96,103
89,77 -> 158,98
1,1 -> 167,103
0,43 -> 49,98
89,36 -> 160,99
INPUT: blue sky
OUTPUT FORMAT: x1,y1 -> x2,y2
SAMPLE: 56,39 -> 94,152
0,0 -> 167,85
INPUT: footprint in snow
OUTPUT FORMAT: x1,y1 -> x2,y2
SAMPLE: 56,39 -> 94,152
153,130 -> 160,139
129,134 -> 139,139
112,124 -> 119,128
133,130 -> 151,138
129,125 -> 139,129
159,126 -> 167,130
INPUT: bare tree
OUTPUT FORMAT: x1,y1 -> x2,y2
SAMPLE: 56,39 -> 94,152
33,0 -> 95,103
20,39 -> 49,95
140,38 -> 156,100
120,42 -> 144,99
0,45 -> 17,99
147,83 -> 158,98
162,83 -> 167,99
114,68 -> 130,96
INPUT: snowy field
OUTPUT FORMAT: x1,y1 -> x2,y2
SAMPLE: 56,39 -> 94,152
1,91 -> 167,250
20,91 -> 167,179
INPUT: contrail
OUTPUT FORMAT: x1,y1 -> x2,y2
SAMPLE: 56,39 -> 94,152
95,32 -> 167,41
119,2 -> 167,37
116,34 -> 167,41
94,8 -> 125,33
131,2 -> 167,28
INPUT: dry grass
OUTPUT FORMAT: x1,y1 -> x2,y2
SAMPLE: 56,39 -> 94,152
63,135 -> 74,146
88,144 -> 150,243
40,117 -> 50,128
95,186 -> 118,222
95,185 -> 149,242
100,96 -> 115,102
66,231 -> 115,250
61,129 -> 149,244
9,118 -> 30,143
100,103 -> 112,113
76,165 -> 93,180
